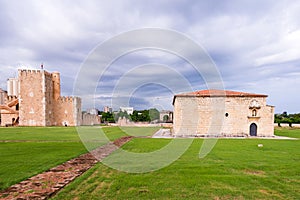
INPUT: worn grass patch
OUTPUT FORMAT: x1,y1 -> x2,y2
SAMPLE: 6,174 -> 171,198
53,128 -> 300,200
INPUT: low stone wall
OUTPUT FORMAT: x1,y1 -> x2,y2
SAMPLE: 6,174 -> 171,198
114,121 -> 173,127
274,123 -> 300,127
82,113 -> 101,126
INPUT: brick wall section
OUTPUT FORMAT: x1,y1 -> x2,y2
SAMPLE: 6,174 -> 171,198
173,94 -> 274,137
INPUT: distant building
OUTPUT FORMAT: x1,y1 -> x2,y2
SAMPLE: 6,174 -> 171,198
120,107 -> 134,115
159,110 -> 173,122
7,78 -> 19,96
82,112 -> 101,125
0,88 -> 7,105
173,89 -> 274,137
0,88 -> 18,126
103,106 -> 112,113
86,108 -> 99,115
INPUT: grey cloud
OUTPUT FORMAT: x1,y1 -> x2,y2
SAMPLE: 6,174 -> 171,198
0,0 -> 300,112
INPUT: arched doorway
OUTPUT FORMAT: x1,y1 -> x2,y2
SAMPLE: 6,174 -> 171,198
250,123 -> 257,136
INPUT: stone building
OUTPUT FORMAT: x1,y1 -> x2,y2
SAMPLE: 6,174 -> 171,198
0,69 -> 98,126
103,106 -> 112,113
0,88 -> 6,105
0,88 -> 19,126
82,112 -> 101,126
159,110 -> 173,122
119,107 -> 134,115
173,89 -> 274,137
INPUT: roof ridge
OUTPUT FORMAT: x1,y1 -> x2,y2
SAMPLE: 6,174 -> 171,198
175,89 -> 268,97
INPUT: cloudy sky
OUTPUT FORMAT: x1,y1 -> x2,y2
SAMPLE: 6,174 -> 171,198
0,0 -> 299,113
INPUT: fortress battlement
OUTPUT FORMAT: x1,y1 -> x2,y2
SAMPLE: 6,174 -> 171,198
57,96 -> 81,103
51,72 -> 60,77
18,69 -> 52,77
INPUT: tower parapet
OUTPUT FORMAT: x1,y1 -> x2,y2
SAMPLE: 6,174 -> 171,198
18,69 -> 52,77
57,96 -> 80,103
52,72 -> 61,100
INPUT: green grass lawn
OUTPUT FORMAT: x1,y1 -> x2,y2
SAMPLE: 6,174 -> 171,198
0,142 -> 87,190
0,127 -> 81,141
101,126 -> 160,140
274,127 -> 300,138
0,126 -> 152,191
53,127 -> 300,200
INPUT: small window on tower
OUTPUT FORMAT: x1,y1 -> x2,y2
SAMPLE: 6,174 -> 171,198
252,109 -> 257,116
225,113 -> 229,117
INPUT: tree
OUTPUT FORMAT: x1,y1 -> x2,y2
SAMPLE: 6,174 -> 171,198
274,112 -> 300,125
114,111 -> 129,121
149,108 -> 159,122
282,111 -> 288,118
129,109 -> 160,122
100,112 -> 115,123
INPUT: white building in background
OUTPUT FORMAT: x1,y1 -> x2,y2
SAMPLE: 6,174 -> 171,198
120,107 -> 134,115
7,78 -> 18,97
103,106 -> 112,113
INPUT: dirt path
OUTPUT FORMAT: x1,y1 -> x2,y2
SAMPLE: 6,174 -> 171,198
0,136 -> 133,200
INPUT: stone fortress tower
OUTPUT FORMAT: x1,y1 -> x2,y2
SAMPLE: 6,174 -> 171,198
0,68 -> 99,127
18,69 -> 81,126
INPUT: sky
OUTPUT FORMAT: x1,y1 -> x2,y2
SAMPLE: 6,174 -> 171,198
0,0 -> 299,113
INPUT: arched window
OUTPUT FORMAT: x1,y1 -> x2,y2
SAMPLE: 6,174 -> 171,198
252,109 -> 257,116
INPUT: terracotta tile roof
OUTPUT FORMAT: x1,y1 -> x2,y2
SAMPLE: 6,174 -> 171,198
174,89 -> 268,98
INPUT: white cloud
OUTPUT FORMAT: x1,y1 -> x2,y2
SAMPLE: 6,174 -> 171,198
253,30 -> 300,66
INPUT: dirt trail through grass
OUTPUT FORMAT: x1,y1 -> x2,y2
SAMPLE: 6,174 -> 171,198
0,136 -> 133,200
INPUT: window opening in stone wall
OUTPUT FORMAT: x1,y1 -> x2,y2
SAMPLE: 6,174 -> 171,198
225,113 -> 229,117
252,109 -> 257,116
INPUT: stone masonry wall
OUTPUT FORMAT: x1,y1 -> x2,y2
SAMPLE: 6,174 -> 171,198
18,70 -> 46,126
44,71 -> 55,126
53,97 -> 82,126
1,113 -> 18,126
82,113 -> 101,126
173,96 -> 274,137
